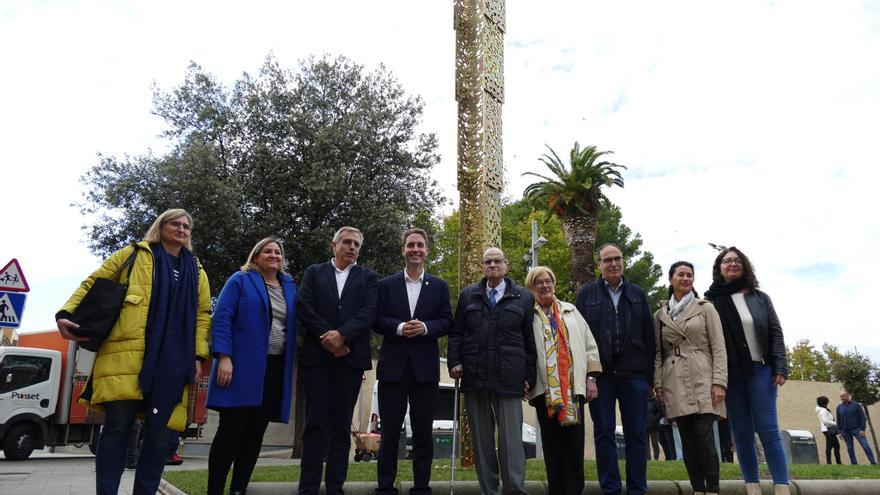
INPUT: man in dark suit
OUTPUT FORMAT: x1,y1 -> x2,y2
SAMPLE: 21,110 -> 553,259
297,226 -> 379,495
373,228 -> 453,495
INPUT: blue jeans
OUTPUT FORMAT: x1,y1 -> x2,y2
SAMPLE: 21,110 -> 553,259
96,400 -> 175,495
842,429 -> 877,465
588,375 -> 649,495
726,362 -> 789,484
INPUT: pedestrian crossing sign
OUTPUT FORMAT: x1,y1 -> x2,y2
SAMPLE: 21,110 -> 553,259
0,291 -> 26,328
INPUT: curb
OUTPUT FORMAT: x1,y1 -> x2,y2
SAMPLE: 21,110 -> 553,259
200,479 -> 880,495
158,477 -> 188,495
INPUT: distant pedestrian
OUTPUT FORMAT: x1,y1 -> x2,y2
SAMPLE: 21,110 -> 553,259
836,391 -> 877,465
647,392 -> 664,461
717,418 -> 734,463
816,396 -> 841,464
704,247 -> 789,495
659,411 -> 677,460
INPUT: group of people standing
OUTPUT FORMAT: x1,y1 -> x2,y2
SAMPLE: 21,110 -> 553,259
58,207 -> 796,495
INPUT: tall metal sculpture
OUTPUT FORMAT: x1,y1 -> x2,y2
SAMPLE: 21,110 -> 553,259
454,0 -> 505,467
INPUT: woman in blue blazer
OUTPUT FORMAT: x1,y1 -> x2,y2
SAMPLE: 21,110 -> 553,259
206,237 -> 297,495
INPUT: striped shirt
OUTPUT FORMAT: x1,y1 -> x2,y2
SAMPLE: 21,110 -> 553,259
267,284 -> 287,355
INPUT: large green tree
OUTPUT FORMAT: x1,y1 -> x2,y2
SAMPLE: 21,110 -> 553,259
786,339 -> 833,382
80,54 -> 443,292
523,142 -> 625,291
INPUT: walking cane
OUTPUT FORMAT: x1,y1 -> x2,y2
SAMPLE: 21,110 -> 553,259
450,377 -> 460,494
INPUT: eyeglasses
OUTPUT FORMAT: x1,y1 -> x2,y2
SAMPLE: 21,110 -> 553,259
166,220 -> 192,231
600,256 -> 623,265
482,258 -> 507,266
721,258 -> 742,266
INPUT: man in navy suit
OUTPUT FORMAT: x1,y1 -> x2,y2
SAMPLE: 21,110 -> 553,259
374,228 -> 453,495
297,226 -> 379,495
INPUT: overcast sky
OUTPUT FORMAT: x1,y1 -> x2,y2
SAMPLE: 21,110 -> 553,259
2,1 -> 878,361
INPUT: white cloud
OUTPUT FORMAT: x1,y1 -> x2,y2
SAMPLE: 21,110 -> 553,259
2,1 -> 878,353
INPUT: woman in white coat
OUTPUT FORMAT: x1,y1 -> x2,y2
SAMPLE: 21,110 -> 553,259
816,395 -> 842,464
525,266 -> 602,495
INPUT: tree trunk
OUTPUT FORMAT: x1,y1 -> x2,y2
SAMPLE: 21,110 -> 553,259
561,211 -> 598,293
865,404 -> 880,460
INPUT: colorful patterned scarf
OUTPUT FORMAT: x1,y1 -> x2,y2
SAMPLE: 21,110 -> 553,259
538,301 -> 579,425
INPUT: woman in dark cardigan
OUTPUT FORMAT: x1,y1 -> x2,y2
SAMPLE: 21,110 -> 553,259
704,247 -> 789,495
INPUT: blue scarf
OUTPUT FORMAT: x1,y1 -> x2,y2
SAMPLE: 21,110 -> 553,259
139,242 -> 198,429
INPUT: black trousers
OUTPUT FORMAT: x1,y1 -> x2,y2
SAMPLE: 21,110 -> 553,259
647,429 -> 661,460
207,354 -> 284,495
660,424 -> 676,460
717,417 -> 734,463
298,361 -> 363,495
375,361 -> 438,495
677,414 -> 719,493
824,430 -> 842,464
531,395 -> 585,495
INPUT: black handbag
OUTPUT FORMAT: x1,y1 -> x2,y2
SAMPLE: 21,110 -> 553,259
70,247 -> 139,352
827,423 -> 840,435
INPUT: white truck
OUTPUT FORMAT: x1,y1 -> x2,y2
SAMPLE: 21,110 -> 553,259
0,330 -> 101,460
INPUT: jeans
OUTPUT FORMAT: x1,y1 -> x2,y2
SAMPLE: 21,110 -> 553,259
96,400 -> 175,495
588,375 -> 649,495
841,429 -> 877,465
726,362 -> 788,485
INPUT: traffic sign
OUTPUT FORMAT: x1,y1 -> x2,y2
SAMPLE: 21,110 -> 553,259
0,291 -> 27,328
0,258 -> 29,292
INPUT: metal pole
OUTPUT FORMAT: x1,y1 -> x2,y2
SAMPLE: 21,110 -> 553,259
451,377 -> 460,494
530,219 -> 539,268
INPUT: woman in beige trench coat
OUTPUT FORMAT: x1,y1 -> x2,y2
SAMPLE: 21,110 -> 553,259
654,261 -> 727,495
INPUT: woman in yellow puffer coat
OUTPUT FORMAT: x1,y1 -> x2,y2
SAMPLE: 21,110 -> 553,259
56,208 -> 211,495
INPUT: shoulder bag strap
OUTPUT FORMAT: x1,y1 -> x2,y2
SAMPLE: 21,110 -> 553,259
110,245 -> 139,285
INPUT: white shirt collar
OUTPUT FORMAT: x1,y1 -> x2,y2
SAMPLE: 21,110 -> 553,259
331,258 -> 356,274
404,269 -> 424,283
486,279 -> 506,298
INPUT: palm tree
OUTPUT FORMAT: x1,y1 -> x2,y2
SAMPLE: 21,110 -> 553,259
523,142 -> 626,291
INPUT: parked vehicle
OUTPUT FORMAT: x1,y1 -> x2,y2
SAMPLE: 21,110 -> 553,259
0,330 -> 210,460
0,331 -> 101,460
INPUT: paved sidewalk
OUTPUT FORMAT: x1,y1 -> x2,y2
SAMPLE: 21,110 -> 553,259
0,444 -> 209,494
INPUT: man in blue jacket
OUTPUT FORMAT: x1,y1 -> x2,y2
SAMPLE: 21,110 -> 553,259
374,228 -> 453,494
297,226 -> 379,495
837,391 -> 877,465
575,243 -> 655,495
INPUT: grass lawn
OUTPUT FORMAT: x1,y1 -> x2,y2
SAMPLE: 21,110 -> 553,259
163,460 -> 880,495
